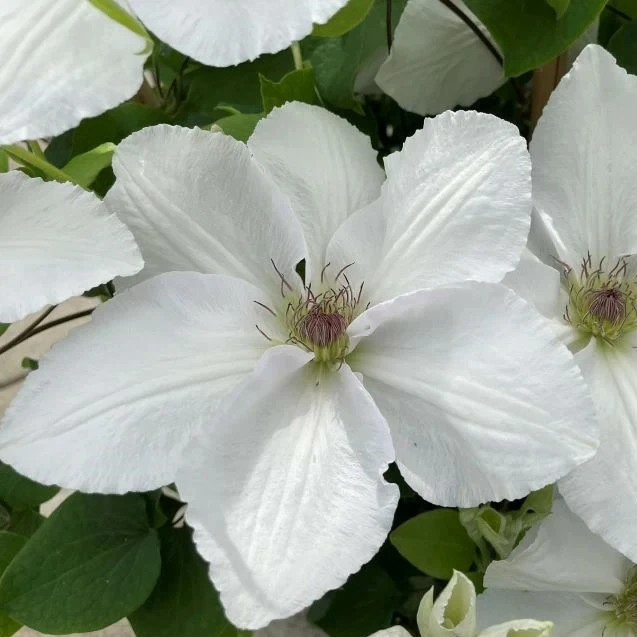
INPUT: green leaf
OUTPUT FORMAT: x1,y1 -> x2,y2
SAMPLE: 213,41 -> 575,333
311,0 -> 406,112
0,533 -> 26,637
61,142 -> 117,188
7,510 -> 44,539
313,0 -> 375,37
20,358 -> 39,371
213,113 -> 264,142
314,563 -> 400,637
184,52 -> 294,119
0,325 -> 8,338
0,493 -> 161,633
0,463 -> 58,510
259,67 -> 320,113
611,0 -> 637,18
608,20 -> 637,75
87,0 -> 153,54
390,509 -> 475,579
545,0 -> 571,19
463,0 -> 606,76
0,151 -> 8,174
2,146 -> 77,185
129,525 -> 237,637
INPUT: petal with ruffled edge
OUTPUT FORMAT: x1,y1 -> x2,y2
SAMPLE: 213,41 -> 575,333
104,125 -> 307,300
560,340 -> 637,563
484,499 -> 628,595
177,346 -> 399,629
375,0 -> 504,116
368,629 -> 411,637
0,172 -> 142,323
0,0 -> 147,145
248,102 -> 384,285
478,619 -> 553,637
0,273 -> 282,493
125,0 -> 348,67
531,44 -> 637,264
347,283 -> 599,507
477,591 -> 606,637
326,111 -> 531,304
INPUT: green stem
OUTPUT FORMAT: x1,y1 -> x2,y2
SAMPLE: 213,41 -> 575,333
291,41 -> 303,70
3,145 -> 80,186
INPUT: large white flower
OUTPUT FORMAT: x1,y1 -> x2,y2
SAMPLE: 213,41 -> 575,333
0,0 -> 150,145
503,44 -> 637,562
370,571 -> 553,637
0,171 -> 142,323
124,0 -> 349,67
0,103 -> 598,628
479,499 -> 637,637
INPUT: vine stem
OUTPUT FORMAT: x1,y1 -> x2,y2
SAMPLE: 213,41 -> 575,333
291,41 -> 303,70
0,308 -> 94,357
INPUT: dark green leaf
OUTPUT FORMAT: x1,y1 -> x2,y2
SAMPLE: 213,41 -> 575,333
611,0 -> 637,18
7,510 -> 44,538
0,533 -> 26,637
129,525 -> 237,637
0,463 -> 58,509
313,0 -> 375,37
545,0 -> 571,19
260,67 -> 320,113
608,20 -> 637,74
314,563 -> 400,637
311,0 -> 406,112
0,325 -> 8,338
185,52 -> 294,119
0,493 -> 161,633
62,142 -> 116,189
464,0 -> 606,76
20,358 -> 38,371
213,113 -> 264,142
390,509 -> 475,579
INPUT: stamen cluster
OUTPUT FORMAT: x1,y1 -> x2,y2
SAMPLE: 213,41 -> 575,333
609,567 -> 637,629
287,263 -> 365,364
561,254 -> 637,345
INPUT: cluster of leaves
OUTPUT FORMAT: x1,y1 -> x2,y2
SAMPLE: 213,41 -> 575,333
2,0 -> 637,636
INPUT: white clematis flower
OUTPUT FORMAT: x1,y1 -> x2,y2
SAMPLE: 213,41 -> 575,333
0,102 -> 598,628
0,0 -> 150,145
0,171 -> 142,323
124,0 -> 349,67
503,44 -> 637,562
370,571 -> 553,637
479,499 -> 637,637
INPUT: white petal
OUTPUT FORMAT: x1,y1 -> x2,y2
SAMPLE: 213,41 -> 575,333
559,341 -> 637,563
376,0 -> 504,115
503,250 -> 562,320
327,111 -> 531,304
477,591 -> 607,637
125,0 -> 349,67
256,615 -> 327,637
347,282 -> 599,507
0,272 -> 280,493
368,629 -> 411,637
177,346 -> 399,629
484,500 -> 628,595
105,125 -> 307,299
531,44 -> 637,263
478,619 -> 553,637
0,172 -> 142,323
0,0 -> 147,145
248,103 -> 384,284
418,572 -> 476,637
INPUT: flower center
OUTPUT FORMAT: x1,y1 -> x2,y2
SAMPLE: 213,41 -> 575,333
608,567 -> 637,631
560,254 -> 637,345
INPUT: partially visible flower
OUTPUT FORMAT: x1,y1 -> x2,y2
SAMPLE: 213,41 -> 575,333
0,171 -> 142,323
374,0 -> 598,116
0,103 -> 598,628
0,0 -> 150,145
503,44 -> 637,562
370,571 -> 553,637
124,0 -> 350,67
479,499 -> 637,637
